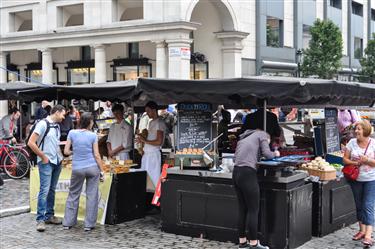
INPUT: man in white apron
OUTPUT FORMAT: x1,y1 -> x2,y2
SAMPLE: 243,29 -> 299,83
138,101 -> 166,191
107,104 -> 133,160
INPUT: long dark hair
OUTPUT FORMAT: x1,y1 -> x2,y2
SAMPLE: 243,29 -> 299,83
79,112 -> 93,129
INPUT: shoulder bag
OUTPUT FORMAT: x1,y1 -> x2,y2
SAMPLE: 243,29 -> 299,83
342,140 -> 371,181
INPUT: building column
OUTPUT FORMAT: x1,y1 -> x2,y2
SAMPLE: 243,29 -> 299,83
342,0 -> 349,56
153,41 -> 168,78
40,48 -> 53,84
0,52 -> 9,117
316,0 -> 325,20
363,0 -> 368,49
166,39 -> 192,79
93,44 -> 107,84
216,31 -> 249,78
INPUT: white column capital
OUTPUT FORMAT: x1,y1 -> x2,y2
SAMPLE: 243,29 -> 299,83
166,38 -> 193,48
152,40 -> 167,48
91,44 -> 107,50
39,48 -> 53,53
215,31 -> 249,51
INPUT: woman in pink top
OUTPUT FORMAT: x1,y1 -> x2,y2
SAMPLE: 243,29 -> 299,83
338,110 -> 361,145
338,110 -> 361,133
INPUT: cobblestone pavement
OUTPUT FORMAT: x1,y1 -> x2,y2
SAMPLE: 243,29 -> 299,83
0,179 -> 374,249
0,177 -> 29,210
0,212 -> 372,249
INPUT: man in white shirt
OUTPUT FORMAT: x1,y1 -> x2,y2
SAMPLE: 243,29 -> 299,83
106,104 -> 133,160
137,101 -> 166,190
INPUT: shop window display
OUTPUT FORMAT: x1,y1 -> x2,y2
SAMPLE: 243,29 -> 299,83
69,68 -> 95,85
112,58 -> 151,81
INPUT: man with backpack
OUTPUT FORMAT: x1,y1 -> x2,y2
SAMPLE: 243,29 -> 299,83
27,105 -> 66,232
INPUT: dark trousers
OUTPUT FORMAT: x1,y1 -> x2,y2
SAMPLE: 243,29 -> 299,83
232,166 -> 260,240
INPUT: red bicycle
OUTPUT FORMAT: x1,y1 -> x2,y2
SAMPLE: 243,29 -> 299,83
0,138 -> 31,179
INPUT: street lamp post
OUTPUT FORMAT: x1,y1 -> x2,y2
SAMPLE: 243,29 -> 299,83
296,49 -> 303,78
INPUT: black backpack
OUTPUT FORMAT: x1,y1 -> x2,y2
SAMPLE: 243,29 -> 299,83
25,119 -> 51,165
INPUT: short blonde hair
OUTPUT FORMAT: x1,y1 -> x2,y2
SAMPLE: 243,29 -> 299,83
356,120 -> 373,137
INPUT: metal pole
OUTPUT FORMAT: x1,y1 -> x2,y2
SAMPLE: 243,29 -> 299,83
263,99 -> 267,132
17,100 -> 22,141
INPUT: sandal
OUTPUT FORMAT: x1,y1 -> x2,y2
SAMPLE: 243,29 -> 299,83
352,231 -> 365,241
363,238 -> 373,247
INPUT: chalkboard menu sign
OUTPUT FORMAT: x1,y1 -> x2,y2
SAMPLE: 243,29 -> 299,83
177,103 -> 212,150
324,108 -> 340,153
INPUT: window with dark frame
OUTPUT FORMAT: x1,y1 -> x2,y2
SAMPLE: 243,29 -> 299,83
6,54 -> 10,65
354,37 -> 363,59
267,17 -> 283,48
81,46 -> 91,61
329,0 -> 342,9
38,51 -> 42,63
371,9 -> 375,21
66,60 -> 95,85
352,2 -> 363,17
128,43 -> 139,59
190,62 -> 209,80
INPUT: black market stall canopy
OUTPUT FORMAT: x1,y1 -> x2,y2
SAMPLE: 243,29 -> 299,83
135,77 -> 375,108
0,81 -> 47,100
17,80 -> 137,102
12,77 -> 375,107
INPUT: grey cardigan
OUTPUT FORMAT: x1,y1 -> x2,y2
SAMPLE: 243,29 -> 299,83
234,129 -> 276,170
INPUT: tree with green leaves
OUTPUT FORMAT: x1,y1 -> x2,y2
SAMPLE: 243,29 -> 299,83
359,33 -> 375,83
301,19 -> 343,79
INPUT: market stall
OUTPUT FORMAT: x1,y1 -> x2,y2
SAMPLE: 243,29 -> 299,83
133,77 -> 375,248
16,76 -> 375,247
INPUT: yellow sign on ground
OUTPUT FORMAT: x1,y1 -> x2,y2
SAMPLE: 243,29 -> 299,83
30,167 -> 112,225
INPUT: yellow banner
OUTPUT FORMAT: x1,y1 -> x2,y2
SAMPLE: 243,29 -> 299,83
30,167 -> 112,225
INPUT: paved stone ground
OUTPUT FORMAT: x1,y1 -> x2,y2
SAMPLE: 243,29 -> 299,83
0,179 -> 374,249
0,213 -> 372,249
0,177 -> 29,210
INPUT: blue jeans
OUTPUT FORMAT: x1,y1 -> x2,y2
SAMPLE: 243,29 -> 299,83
349,180 -> 375,226
36,161 -> 62,222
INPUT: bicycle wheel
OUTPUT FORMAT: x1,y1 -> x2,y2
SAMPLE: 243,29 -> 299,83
3,150 -> 30,179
